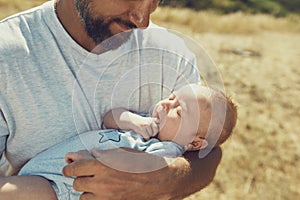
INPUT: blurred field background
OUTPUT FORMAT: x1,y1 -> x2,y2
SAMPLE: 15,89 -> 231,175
1,0 -> 299,200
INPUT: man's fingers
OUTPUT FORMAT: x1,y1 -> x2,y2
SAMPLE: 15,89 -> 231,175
73,176 -> 109,193
65,150 -> 94,163
93,148 -> 169,173
79,192 -> 95,200
73,176 -> 94,192
62,159 -> 103,177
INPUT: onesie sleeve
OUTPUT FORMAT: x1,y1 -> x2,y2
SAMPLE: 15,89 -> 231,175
0,110 -> 9,175
144,139 -> 184,158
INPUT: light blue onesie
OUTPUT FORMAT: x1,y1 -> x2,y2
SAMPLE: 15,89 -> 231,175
19,129 -> 184,200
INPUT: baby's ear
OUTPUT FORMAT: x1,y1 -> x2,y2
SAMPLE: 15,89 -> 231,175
186,137 -> 208,151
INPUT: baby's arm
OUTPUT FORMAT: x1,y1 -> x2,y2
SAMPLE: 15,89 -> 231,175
103,108 -> 159,140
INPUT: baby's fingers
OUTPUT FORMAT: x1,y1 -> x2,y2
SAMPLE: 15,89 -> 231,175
150,119 -> 159,137
140,128 -> 150,140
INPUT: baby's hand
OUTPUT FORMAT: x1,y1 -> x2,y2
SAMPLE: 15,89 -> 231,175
132,117 -> 159,140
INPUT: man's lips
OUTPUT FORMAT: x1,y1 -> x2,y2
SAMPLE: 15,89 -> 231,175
113,19 -> 137,32
115,22 -> 132,31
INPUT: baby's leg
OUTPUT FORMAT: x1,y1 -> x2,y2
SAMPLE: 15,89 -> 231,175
18,130 -> 128,199
0,175 -> 57,200
18,133 -> 88,198
18,130 -> 118,199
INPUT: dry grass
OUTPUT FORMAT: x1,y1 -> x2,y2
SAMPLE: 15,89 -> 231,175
183,32 -> 300,200
152,7 -> 300,34
152,6 -> 300,200
0,0 -> 45,19
1,1 -> 300,200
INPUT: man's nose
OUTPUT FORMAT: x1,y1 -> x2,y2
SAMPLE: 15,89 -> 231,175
128,9 -> 149,29
128,0 -> 159,29
129,11 -> 149,28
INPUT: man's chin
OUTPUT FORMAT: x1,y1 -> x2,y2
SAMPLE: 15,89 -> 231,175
92,31 -> 133,53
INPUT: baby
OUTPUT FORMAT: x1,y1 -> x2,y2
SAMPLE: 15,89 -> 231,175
103,83 -> 237,153
19,83 -> 237,200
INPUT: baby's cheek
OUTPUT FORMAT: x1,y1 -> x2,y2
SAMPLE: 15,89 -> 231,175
166,119 -> 180,135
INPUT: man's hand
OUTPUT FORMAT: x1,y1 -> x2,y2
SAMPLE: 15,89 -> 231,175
65,150 -> 95,164
63,148 -> 175,200
62,147 -> 222,200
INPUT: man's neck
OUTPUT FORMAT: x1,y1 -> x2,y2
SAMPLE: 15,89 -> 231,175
54,0 -> 96,51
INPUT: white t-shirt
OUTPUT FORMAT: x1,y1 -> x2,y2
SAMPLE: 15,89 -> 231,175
0,0 -> 200,175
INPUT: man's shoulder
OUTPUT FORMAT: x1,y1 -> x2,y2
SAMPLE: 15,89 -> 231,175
0,2 -> 46,27
0,2 -> 51,57
137,23 -> 186,48
132,22 -> 193,58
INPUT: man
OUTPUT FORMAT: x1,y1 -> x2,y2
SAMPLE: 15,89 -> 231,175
0,0 -> 222,199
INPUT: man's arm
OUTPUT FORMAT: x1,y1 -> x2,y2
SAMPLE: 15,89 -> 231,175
176,148 -> 223,198
0,175 -> 57,200
0,110 -> 58,200
63,147 -> 222,200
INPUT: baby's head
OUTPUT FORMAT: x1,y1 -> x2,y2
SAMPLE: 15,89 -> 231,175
191,85 -> 237,150
152,84 -> 237,151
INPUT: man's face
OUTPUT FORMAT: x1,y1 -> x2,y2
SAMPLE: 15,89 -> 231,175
74,0 -> 160,45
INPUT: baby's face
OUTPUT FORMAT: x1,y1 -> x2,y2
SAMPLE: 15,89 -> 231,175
152,84 -> 212,147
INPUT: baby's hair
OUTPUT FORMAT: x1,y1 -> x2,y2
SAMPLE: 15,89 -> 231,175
199,88 -> 238,147
216,92 -> 237,146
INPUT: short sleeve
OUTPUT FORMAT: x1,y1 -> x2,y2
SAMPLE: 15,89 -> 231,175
0,110 -> 8,159
144,139 -> 184,157
0,110 -> 9,175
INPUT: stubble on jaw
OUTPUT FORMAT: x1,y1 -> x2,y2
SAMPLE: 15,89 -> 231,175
73,0 -> 135,50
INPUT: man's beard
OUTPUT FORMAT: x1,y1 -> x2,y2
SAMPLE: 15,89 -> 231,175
74,0 -> 136,50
